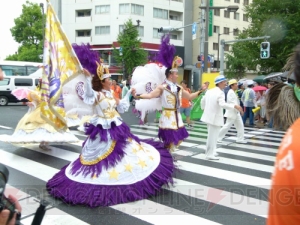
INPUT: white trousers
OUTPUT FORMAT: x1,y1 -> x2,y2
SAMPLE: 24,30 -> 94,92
206,124 -> 221,157
218,115 -> 244,142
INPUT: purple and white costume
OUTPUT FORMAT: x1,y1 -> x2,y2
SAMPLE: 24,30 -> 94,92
46,76 -> 175,207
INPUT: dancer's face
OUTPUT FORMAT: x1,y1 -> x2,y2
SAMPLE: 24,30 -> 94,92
170,71 -> 178,83
102,78 -> 112,90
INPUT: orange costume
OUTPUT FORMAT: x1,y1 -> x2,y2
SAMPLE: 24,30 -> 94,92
111,85 -> 121,99
181,88 -> 192,108
267,118 -> 300,225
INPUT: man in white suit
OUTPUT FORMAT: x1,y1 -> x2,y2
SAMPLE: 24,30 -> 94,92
201,75 -> 243,160
218,79 -> 247,144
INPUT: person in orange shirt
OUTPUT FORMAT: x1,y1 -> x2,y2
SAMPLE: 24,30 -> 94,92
180,80 -> 193,129
267,118 -> 300,225
111,79 -> 121,99
267,43 -> 300,225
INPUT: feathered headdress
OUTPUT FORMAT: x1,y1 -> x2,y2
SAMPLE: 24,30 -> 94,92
282,44 -> 300,84
157,34 -> 183,72
72,43 -> 100,76
96,59 -> 111,80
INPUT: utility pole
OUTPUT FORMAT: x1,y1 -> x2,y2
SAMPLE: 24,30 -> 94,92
200,0 -> 206,74
219,36 -> 271,75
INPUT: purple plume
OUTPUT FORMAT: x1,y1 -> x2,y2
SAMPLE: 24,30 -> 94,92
72,43 -> 100,76
157,34 -> 176,68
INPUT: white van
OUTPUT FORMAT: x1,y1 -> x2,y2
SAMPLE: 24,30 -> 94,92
0,76 -> 39,106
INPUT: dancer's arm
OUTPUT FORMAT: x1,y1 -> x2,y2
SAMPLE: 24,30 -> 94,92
82,69 -> 97,105
182,89 -> 202,100
132,86 -> 163,99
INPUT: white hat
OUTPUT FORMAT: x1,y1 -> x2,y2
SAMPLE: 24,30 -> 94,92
214,75 -> 227,84
247,80 -> 254,86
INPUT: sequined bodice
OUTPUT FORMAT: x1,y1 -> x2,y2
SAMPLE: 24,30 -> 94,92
95,94 -> 120,119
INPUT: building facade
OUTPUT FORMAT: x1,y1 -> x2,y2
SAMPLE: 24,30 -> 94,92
51,0 -> 192,76
192,0 -> 251,72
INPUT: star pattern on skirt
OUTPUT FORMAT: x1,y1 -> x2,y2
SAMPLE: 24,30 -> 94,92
124,164 -> 133,173
108,169 -> 120,180
137,159 -> 147,169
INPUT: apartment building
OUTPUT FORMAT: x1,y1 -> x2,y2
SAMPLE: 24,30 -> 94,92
192,0 -> 251,71
50,0 -> 193,75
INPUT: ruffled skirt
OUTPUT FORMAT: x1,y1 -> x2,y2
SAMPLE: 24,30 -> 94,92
46,121 -> 175,207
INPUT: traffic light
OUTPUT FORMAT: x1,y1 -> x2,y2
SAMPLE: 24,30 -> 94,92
158,26 -> 173,33
260,42 -> 270,59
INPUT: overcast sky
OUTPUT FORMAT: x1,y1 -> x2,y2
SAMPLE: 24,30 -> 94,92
0,0 -> 47,60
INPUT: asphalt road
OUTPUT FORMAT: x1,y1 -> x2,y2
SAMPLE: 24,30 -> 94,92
0,104 -> 283,225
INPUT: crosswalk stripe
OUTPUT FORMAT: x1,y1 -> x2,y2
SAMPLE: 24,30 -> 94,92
228,143 -> 278,154
177,161 -> 271,190
191,150 -> 274,173
171,178 -> 268,218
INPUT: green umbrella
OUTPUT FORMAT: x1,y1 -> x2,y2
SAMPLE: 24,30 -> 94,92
253,75 -> 266,84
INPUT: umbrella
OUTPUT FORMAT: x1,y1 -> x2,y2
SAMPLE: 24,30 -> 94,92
280,71 -> 295,81
264,72 -> 283,80
11,88 -> 31,100
252,86 -> 267,92
253,75 -> 266,84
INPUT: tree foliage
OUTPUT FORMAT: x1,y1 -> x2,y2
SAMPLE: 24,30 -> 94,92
112,19 -> 147,78
225,0 -> 300,77
6,1 -> 44,62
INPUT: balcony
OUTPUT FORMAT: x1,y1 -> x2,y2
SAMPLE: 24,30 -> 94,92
169,11 -> 183,21
75,36 -> 92,44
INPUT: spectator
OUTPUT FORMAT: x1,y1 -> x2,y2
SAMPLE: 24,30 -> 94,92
180,80 -> 193,129
111,79 -> 121,100
0,194 -> 22,225
241,80 -> 257,127
121,80 -> 129,99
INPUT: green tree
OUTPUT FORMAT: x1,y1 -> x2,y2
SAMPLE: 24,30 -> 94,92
226,0 -> 300,75
112,19 -> 147,78
6,0 -> 44,62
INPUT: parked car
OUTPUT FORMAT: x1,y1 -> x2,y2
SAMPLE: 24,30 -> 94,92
0,76 -> 39,106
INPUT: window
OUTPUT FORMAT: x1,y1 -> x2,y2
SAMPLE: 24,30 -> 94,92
213,43 -> 218,50
95,26 -> 110,35
234,0 -> 240,3
76,30 -> 91,37
214,9 -> 220,16
131,4 -> 144,15
170,15 -> 179,20
225,44 -> 230,51
244,0 -> 249,5
137,26 -> 144,37
1,65 -> 26,76
153,8 -> 168,19
224,10 -> 230,18
223,27 -> 230,34
170,34 -> 178,40
14,78 -> 33,86
119,25 -> 124,33
119,3 -> 130,14
213,26 -> 220,34
153,28 -> 159,38
234,12 -> 240,20
27,66 -> 39,75
95,5 -> 110,14
233,29 -> 239,36
243,14 -> 248,21
0,78 -> 10,86
76,10 -> 91,17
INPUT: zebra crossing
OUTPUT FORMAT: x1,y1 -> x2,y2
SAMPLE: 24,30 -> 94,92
0,121 -> 285,225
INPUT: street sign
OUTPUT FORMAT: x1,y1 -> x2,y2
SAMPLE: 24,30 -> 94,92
260,42 -> 270,59
119,47 -> 123,56
192,22 -> 197,40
